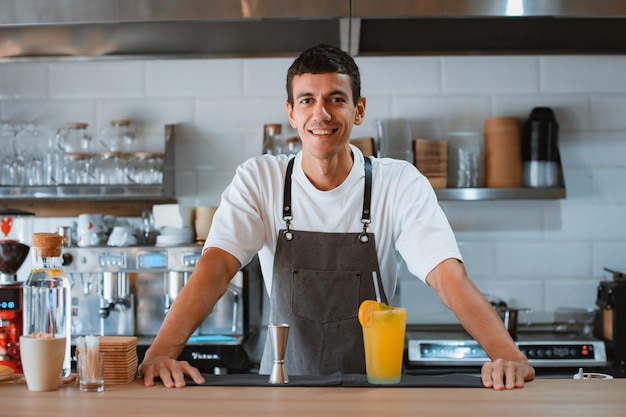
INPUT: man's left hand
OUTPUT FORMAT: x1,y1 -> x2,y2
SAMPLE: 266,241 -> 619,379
481,359 -> 535,390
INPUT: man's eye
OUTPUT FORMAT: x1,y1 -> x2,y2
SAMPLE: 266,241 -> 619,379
330,97 -> 346,104
300,98 -> 311,105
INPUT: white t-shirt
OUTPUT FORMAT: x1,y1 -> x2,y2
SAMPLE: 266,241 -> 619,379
204,145 -> 462,299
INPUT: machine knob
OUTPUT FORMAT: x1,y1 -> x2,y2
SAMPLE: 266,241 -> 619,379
62,253 -> 73,266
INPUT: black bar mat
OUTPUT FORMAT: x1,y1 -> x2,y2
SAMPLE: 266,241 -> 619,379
187,372 -> 343,386
341,373 -> 484,388
186,372 -> 483,388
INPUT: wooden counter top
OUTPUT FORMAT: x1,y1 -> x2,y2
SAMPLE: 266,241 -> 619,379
1,377 -> 625,417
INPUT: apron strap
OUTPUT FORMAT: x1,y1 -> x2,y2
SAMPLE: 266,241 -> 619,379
362,156 -> 372,223
359,157 -> 373,243
282,157 -> 295,221
282,155 -> 373,242
282,157 -> 296,240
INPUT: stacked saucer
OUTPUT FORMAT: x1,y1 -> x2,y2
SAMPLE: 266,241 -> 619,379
98,336 -> 138,384
155,226 -> 194,246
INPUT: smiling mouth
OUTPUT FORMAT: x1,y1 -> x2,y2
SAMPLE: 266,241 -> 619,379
309,128 -> 336,135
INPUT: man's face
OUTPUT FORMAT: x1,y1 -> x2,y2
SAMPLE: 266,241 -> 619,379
286,72 -> 365,161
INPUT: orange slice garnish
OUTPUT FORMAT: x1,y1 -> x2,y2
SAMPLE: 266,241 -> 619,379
358,300 -> 381,328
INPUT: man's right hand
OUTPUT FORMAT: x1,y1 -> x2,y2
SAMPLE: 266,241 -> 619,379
139,355 -> 206,388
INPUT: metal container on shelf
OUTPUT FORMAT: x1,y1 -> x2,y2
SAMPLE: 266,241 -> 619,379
522,107 -> 560,188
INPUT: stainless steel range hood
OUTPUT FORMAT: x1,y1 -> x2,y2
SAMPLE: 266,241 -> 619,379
1,0 -> 626,60
352,0 -> 626,56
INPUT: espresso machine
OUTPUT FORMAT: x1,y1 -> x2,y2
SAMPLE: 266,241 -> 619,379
0,209 -> 34,373
62,245 -> 263,374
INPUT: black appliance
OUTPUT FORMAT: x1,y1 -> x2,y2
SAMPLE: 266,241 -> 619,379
597,268 -> 626,367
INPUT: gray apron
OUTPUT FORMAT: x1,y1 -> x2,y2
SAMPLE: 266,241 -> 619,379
259,156 -> 389,376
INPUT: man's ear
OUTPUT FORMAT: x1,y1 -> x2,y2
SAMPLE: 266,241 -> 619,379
285,101 -> 296,128
354,96 -> 366,126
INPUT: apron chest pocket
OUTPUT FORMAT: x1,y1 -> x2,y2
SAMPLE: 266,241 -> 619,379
291,268 -> 361,324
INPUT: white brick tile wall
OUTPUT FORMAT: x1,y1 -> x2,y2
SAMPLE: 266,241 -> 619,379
593,242 -> 626,279
592,167 -> 626,203
395,94 -> 491,136
357,57 -> 441,94
541,56 -> 626,93
472,279 -> 544,313
146,59 -> 244,97
48,61 -> 144,98
457,241 -> 496,279
544,280 -> 600,313
591,94 -> 626,129
494,242 -> 592,280
97,98 -> 195,133
0,99 -> 96,129
559,166 -> 592,201
544,205 -> 626,241
561,131 -> 621,167
2,54 -> 626,324
194,97 -> 286,135
0,63 -> 48,99
441,56 -> 540,93
243,58 -> 293,95
492,94 -> 591,129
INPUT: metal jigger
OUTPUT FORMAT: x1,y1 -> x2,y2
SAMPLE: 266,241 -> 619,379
268,323 -> 289,384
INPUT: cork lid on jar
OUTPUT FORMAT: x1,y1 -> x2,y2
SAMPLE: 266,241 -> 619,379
110,119 -> 132,126
66,122 -> 89,130
31,233 -> 63,257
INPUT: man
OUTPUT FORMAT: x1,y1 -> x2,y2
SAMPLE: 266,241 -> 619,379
139,44 -> 535,390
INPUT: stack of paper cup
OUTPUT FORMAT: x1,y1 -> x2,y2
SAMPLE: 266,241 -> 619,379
194,206 -> 217,242
484,117 -> 523,188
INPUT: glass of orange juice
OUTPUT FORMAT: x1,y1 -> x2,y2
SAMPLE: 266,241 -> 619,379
359,300 -> 407,384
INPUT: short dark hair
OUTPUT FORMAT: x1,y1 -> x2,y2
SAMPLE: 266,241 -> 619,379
286,44 -> 361,106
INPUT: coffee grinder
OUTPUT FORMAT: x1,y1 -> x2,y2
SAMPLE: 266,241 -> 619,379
596,267 -> 626,367
0,209 -> 34,373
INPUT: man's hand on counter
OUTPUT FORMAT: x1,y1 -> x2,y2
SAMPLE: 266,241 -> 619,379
481,359 -> 535,390
139,355 -> 205,388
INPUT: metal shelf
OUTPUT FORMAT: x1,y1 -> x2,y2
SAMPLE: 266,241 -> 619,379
0,124 -> 175,202
0,184 -> 173,200
435,186 -> 566,201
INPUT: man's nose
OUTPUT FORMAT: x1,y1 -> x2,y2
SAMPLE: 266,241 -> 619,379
313,103 -> 331,121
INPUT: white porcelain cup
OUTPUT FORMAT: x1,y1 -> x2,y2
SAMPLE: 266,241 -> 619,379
107,226 -> 136,247
77,213 -> 104,247
19,335 -> 66,392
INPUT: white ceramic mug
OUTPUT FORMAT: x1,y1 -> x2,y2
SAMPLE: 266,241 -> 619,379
19,335 -> 66,392
77,213 -> 104,247
107,226 -> 136,247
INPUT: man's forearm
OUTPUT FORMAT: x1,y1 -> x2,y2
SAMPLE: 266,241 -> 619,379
427,258 -> 528,362
143,247 -> 241,361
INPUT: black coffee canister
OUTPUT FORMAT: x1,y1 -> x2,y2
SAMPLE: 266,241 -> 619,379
522,107 -> 560,187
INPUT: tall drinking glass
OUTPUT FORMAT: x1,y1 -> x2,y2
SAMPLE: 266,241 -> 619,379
362,306 -> 406,384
